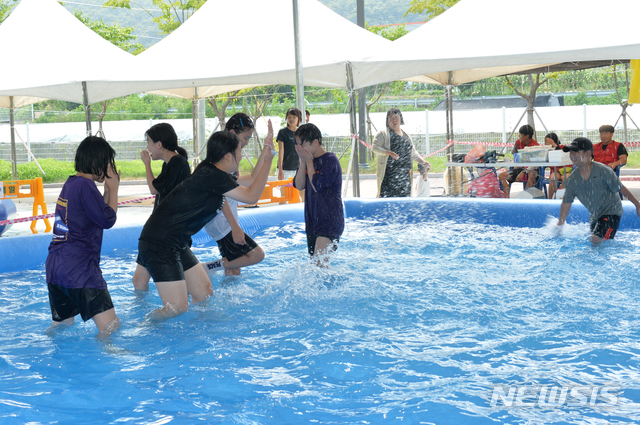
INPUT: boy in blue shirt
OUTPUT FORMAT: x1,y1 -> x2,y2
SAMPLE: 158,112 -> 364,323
293,123 -> 344,265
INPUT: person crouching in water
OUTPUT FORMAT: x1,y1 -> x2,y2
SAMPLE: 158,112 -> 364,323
557,137 -> 640,245
293,123 -> 344,266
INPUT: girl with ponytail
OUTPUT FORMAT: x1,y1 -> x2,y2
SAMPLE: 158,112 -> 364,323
133,123 -> 192,291
201,113 -> 269,277
137,121 -> 276,320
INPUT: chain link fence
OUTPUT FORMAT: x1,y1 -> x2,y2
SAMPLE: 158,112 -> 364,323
2,105 -> 639,163
3,129 -> 640,164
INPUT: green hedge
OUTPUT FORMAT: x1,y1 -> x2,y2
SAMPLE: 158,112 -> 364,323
14,154 -> 627,184
0,159 -> 162,183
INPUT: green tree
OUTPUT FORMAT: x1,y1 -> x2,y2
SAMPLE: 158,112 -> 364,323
103,0 -> 204,35
366,23 -> 408,41
73,10 -> 144,54
364,23 -> 409,148
504,73 -> 557,131
0,0 -> 16,23
405,0 -> 460,17
207,91 -> 241,130
73,10 -> 145,133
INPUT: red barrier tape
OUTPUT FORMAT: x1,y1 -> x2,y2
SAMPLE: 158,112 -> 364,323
0,195 -> 156,227
353,135 -> 511,156
351,134 -> 454,160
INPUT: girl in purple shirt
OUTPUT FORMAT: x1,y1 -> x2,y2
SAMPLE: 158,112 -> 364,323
46,136 -> 120,337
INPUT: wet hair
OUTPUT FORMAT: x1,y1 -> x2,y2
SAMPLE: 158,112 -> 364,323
295,123 -> 322,145
285,107 -> 302,127
545,132 -> 559,145
75,136 -> 117,180
196,131 -> 240,171
225,113 -> 255,134
386,108 -> 405,126
145,123 -> 188,159
519,125 -> 534,137
599,124 -> 615,133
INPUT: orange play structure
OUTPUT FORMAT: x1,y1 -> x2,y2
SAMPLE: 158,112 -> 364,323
250,178 -> 301,206
1,177 -> 51,234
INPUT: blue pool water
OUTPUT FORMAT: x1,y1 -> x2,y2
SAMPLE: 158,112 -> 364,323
1,199 -> 640,423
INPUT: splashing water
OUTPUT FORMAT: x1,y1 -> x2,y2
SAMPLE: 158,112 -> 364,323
1,219 -> 640,424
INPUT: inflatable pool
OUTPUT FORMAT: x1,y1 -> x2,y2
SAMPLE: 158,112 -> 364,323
0,199 -> 16,237
2,198 -> 640,274
2,198 -> 640,424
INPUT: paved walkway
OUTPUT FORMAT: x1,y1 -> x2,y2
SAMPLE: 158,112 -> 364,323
4,169 -> 640,237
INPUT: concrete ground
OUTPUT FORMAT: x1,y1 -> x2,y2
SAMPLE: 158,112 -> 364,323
4,168 -> 640,237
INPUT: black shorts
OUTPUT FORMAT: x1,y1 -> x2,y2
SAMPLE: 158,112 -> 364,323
137,237 -> 194,265
307,233 -> 340,256
138,240 -> 200,283
506,167 -> 525,183
48,283 -> 114,322
590,215 -> 621,240
217,231 -> 258,262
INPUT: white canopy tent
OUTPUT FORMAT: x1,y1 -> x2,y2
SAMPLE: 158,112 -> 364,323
135,0 -> 391,98
0,0 -> 144,107
349,0 -> 640,149
131,0 -> 391,191
0,0 -> 147,177
351,0 -> 640,89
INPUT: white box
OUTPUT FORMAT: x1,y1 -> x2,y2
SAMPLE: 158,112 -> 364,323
519,146 -> 551,162
548,150 -> 571,163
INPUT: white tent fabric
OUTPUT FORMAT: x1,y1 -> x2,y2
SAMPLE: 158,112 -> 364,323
136,0 -> 391,99
0,0 -> 142,108
351,0 -> 640,88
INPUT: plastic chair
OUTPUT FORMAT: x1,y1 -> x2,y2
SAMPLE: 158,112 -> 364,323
538,166 -> 551,197
540,165 -> 578,199
529,166 -> 548,198
503,167 -> 548,198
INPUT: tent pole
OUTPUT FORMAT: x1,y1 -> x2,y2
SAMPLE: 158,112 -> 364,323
82,82 -> 91,137
623,105 -> 640,132
505,109 -> 527,146
613,101 -> 630,144
532,108 -> 550,136
192,87 -> 199,168
623,104 -> 629,144
447,72 -> 454,145
198,98 -> 206,158
445,85 -> 450,148
445,73 -> 454,196
10,96 -> 17,179
346,62 -> 360,197
356,0 -> 369,170
292,0 -> 306,119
